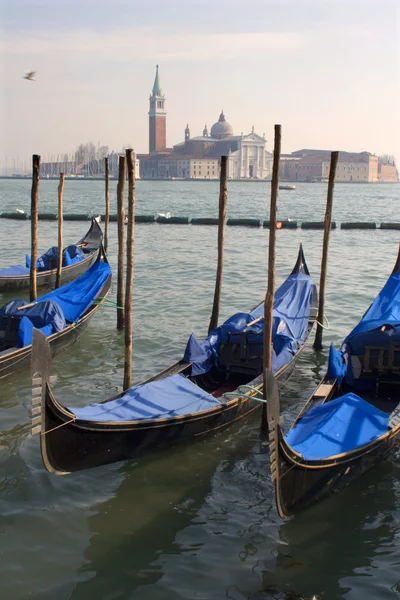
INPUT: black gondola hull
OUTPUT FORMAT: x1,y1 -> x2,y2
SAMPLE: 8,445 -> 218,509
40,354 -> 299,474
274,428 -> 398,518
0,275 -> 111,379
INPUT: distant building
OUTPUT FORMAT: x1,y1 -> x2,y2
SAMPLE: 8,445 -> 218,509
139,67 -> 272,180
280,149 -> 398,183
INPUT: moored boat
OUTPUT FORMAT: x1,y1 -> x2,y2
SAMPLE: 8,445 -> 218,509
0,218 -> 103,293
279,185 -> 296,190
268,244 -> 400,518
0,247 -> 112,379
31,245 -> 318,475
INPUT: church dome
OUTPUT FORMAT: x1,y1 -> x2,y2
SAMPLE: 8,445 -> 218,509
210,111 -> 233,139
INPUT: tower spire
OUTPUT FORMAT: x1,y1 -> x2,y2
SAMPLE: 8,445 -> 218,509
148,65 -> 166,153
152,65 -> 162,96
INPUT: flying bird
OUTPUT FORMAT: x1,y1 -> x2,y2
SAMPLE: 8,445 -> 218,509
23,71 -> 36,81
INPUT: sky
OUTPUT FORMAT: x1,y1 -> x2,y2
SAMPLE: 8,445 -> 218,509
0,0 -> 399,169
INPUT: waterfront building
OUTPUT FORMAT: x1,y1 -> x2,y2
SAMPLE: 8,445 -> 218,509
280,149 -> 398,183
139,67 -> 272,180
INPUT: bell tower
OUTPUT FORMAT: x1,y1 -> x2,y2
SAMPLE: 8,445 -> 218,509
149,65 -> 166,153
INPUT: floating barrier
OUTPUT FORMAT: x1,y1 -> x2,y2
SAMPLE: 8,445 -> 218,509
341,222 -> 376,230
0,211 -> 28,220
263,220 -> 298,229
227,218 -> 261,227
380,222 -> 400,230
63,214 -> 92,221
191,217 -> 219,225
135,215 -> 156,223
301,221 -> 337,229
38,213 -> 58,220
156,215 -> 190,224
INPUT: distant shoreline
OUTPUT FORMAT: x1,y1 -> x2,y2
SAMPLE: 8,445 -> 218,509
0,176 -> 397,184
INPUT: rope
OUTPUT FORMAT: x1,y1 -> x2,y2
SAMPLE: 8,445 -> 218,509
316,313 -> 330,330
222,391 -> 267,403
41,416 -> 76,436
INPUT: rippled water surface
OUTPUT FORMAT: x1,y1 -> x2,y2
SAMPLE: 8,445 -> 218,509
0,180 -> 400,600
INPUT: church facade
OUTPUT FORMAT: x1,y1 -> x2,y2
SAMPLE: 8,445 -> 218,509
139,67 -> 272,180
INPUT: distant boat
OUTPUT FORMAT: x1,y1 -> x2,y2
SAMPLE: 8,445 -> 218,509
279,185 -> 296,190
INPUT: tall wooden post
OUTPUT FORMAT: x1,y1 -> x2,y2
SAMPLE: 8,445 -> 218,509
124,149 -> 136,389
30,154 -> 40,302
116,155 -> 126,330
208,155 -> 228,335
55,173 -> 64,289
313,150 -> 339,351
104,157 -> 110,254
262,125 -> 281,429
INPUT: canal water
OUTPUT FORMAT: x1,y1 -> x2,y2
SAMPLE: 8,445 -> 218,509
0,179 -> 399,600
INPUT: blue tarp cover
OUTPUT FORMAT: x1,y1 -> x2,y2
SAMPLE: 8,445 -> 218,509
285,392 -> 389,460
70,373 -> 222,422
26,244 -> 85,271
38,258 -> 111,323
0,257 -> 111,347
345,272 -> 400,342
0,265 -> 30,277
326,342 -> 346,382
184,272 -> 315,376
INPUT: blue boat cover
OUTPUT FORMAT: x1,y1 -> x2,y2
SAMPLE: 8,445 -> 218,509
326,342 -> 346,382
285,392 -> 389,460
0,257 -> 111,347
0,265 -> 30,277
38,258 -> 111,323
183,272 -> 315,376
70,373 -> 222,422
339,271 -> 400,389
26,244 -> 85,271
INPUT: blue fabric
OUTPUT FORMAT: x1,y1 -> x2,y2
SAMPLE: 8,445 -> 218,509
0,299 -> 66,348
345,273 -> 400,341
70,373 -> 222,422
183,272 -> 315,376
0,265 -> 30,277
63,245 -> 85,266
285,392 -> 389,460
38,259 -> 111,323
326,343 -> 346,382
0,257 -> 111,348
17,317 -> 54,348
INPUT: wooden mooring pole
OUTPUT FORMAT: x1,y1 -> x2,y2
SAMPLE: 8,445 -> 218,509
262,125 -> 281,430
55,173 -> 64,288
313,150 -> 339,351
30,154 -> 40,302
104,157 -> 110,254
124,149 -> 136,389
208,155 -> 228,335
116,155 -> 126,330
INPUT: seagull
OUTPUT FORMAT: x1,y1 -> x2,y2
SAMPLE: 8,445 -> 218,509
23,71 -> 36,81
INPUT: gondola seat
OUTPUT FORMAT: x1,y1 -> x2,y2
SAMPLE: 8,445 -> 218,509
285,392 -> 389,460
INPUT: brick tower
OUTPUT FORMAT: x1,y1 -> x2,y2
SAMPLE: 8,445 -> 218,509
149,65 -> 166,153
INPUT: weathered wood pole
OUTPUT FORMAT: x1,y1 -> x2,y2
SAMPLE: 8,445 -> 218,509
262,125 -> 282,429
124,149 -> 136,389
55,173 -> 65,289
208,155 -> 228,335
116,155 -> 126,330
30,154 -> 40,302
104,157 -> 110,254
313,150 -> 339,351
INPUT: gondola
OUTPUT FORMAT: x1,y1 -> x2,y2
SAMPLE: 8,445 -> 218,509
0,218 -> 103,293
268,244 -> 400,518
0,247 -> 112,379
30,245 -> 318,475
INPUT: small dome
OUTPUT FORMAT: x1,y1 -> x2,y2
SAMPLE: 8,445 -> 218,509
210,111 -> 233,139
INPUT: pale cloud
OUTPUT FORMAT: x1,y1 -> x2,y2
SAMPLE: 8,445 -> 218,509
4,27 -> 306,62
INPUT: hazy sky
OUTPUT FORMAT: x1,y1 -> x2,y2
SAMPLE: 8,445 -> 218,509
1,0 -> 399,167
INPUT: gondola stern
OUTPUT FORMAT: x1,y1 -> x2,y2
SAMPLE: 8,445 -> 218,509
291,243 -> 310,276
